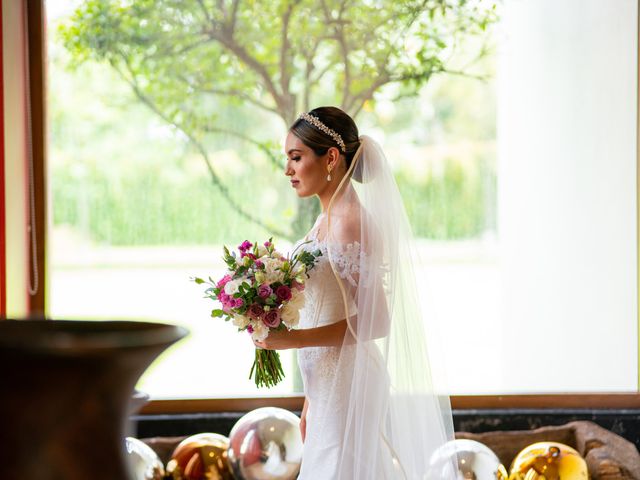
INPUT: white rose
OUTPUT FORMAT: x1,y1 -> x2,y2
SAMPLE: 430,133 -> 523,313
261,257 -> 286,284
224,279 -> 243,295
250,321 -> 269,342
265,270 -> 285,285
264,271 -> 284,285
288,290 -> 305,310
267,257 -> 286,273
281,303 -> 300,329
232,314 -> 250,329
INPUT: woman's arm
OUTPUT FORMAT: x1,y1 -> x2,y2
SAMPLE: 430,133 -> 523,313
300,397 -> 309,442
253,320 -> 350,350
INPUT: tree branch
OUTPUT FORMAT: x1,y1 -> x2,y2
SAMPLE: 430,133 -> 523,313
113,53 -> 292,240
206,27 -> 286,121
299,33 -> 333,111
200,124 -> 282,170
195,0 -> 213,24
228,0 -> 240,35
279,1 -> 299,123
346,2 -> 430,114
204,87 -> 280,115
349,71 -> 390,117
333,22 -> 351,109
432,67 -> 490,82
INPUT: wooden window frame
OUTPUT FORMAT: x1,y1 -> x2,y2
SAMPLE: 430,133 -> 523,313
139,393 -> 640,415
0,0 -> 6,317
14,0 -> 640,414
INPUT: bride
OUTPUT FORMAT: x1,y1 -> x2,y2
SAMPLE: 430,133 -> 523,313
253,106 -> 455,479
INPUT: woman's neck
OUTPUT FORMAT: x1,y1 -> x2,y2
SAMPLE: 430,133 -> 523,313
318,180 -> 356,216
318,171 -> 349,212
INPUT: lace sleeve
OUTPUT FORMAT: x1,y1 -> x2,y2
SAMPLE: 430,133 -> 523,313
327,241 -> 368,288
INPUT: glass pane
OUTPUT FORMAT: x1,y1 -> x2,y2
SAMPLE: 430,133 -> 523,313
494,0 -> 638,392
46,0 -> 637,398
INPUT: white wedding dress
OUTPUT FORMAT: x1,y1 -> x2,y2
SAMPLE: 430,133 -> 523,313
289,136 -> 454,480
295,213 -> 394,480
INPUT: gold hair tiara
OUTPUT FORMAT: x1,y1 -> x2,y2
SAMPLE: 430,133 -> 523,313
298,112 -> 346,152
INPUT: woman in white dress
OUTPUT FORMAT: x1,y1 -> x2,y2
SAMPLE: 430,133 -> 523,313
253,107 -> 455,479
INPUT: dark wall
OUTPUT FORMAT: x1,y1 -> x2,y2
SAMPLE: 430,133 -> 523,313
132,408 -> 640,450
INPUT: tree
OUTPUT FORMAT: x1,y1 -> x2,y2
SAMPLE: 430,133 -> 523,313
61,0 -> 497,239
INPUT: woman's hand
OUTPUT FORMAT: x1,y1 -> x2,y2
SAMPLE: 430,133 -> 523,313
253,328 -> 300,350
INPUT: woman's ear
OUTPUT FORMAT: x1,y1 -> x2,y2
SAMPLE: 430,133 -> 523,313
327,147 -> 340,170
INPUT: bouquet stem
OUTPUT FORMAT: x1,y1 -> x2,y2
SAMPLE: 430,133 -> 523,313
250,348 -> 284,388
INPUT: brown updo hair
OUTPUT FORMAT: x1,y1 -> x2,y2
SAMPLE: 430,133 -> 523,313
289,106 -> 362,180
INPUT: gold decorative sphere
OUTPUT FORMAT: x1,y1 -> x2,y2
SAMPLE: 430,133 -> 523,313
166,433 -> 233,480
509,442 -> 588,480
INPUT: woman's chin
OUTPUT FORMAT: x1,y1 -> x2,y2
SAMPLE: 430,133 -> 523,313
295,189 -> 314,198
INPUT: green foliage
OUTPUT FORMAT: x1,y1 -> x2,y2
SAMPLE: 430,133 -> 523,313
60,0 -> 498,122
52,150 -> 495,243
58,0 -> 499,239
51,159 -> 285,245
398,153 -> 496,239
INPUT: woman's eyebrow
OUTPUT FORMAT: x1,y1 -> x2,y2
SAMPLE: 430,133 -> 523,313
287,149 -> 302,155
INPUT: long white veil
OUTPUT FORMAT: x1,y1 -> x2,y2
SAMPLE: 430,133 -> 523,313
312,135 -> 455,478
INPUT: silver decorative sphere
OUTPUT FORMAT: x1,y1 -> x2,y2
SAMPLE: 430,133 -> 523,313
125,437 -> 165,480
228,407 -> 303,480
427,439 -> 508,480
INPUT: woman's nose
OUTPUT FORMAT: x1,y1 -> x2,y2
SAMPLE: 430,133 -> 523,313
284,161 -> 293,176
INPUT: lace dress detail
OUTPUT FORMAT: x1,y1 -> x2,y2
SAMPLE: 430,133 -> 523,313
295,218 -> 365,479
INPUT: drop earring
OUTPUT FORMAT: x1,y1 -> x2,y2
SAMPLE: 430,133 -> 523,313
327,167 -> 332,182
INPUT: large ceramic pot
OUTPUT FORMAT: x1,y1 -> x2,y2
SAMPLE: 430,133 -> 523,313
0,319 -> 187,480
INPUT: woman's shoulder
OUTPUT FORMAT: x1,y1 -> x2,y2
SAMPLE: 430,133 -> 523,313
329,207 -> 362,245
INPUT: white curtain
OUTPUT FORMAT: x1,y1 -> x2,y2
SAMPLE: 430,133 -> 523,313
497,0 -> 638,392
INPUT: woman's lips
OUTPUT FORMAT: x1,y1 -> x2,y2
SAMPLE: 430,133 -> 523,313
291,180 -> 300,187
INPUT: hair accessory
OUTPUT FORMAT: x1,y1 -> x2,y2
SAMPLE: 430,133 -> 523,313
298,112 -> 346,152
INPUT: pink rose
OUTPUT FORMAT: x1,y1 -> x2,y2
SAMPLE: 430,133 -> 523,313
291,280 -> 305,292
258,284 -> 272,299
262,309 -> 281,328
275,285 -> 292,301
247,303 -> 264,319
255,260 -> 264,269
222,298 -> 234,313
217,275 -> 232,289
234,298 -> 245,308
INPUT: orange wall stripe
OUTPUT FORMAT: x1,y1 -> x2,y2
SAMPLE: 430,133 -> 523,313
0,0 -> 6,318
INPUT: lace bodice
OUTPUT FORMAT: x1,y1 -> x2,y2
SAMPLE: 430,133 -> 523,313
295,217 -> 364,328
295,213 -> 394,480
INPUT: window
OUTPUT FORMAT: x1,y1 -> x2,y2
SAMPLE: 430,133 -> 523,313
39,0 -> 639,400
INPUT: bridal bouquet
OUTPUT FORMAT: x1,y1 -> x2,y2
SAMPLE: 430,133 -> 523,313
193,239 -> 321,388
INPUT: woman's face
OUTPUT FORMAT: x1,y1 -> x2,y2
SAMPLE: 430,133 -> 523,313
284,131 -> 330,198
